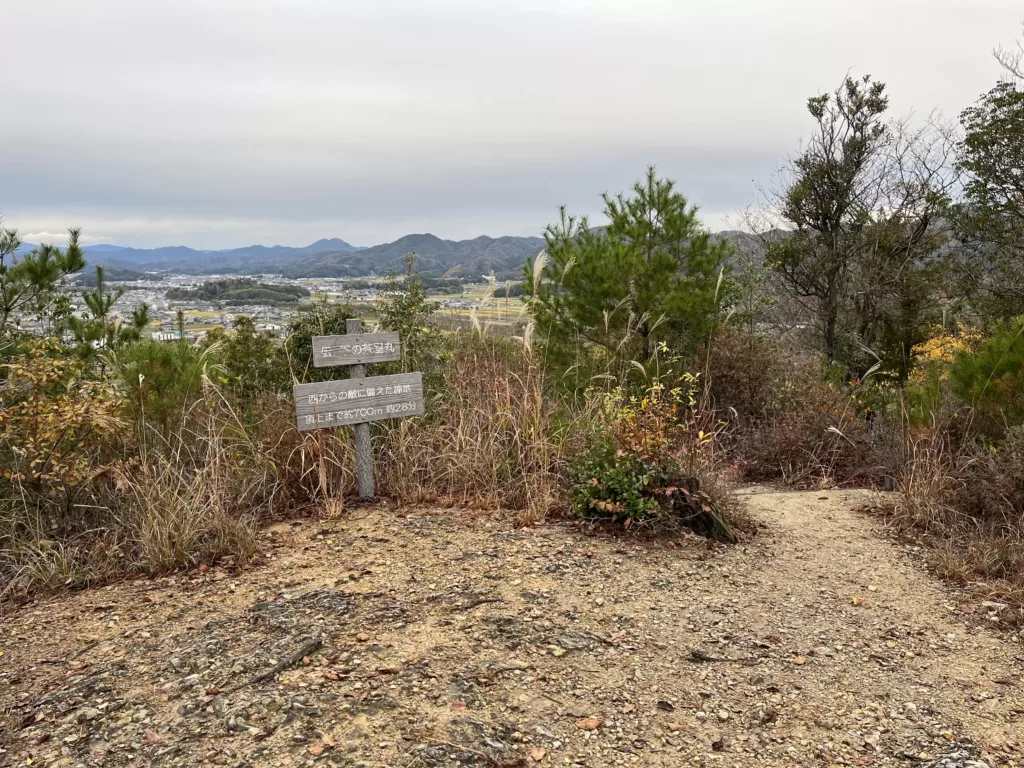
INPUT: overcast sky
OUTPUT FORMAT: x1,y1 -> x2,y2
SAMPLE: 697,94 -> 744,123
2,0 -> 1020,249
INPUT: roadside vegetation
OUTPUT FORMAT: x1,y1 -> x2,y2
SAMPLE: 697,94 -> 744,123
2,29 -> 1024,607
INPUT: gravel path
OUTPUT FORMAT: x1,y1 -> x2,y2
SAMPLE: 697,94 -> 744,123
0,489 -> 1021,767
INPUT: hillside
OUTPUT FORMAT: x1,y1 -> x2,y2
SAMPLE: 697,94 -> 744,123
72,238 -> 356,270
166,277 -> 311,305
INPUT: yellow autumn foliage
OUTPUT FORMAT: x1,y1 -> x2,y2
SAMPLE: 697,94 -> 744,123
0,339 -> 125,491
909,324 -> 981,381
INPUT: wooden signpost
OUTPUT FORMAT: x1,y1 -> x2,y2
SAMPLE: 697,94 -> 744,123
292,318 -> 423,499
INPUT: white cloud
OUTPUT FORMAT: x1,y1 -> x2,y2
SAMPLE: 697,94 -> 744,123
22,232 -> 112,246
1,0 -> 1019,248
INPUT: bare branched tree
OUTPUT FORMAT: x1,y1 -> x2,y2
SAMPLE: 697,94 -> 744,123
853,116 -> 962,379
995,22 -> 1024,80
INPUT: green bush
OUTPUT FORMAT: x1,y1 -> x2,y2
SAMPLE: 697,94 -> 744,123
113,339 -> 223,434
949,316 -> 1024,429
284,294 -> 358,383
568,437 -> 733,539
569,438 -> 664,522
566,381 -> 735,539
205,316 -> 290,408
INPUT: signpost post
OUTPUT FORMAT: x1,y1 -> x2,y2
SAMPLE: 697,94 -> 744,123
292,318 -> 422,499
346,318 -> 374,499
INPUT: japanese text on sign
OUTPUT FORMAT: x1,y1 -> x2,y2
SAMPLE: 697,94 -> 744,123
312,332 -> 401,367
306,382 -> 412,404
292,372 -> 424,431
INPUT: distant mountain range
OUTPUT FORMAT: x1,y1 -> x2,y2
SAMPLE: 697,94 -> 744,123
16,229 -> 767,281
17,234 -> 544,280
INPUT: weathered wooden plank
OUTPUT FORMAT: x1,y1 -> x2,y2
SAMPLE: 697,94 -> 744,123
312,333 -> 401,367
345,318 -> 374,498
293,372 -> 423,431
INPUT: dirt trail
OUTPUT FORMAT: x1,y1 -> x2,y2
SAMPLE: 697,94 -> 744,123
1,490 -> 1021,767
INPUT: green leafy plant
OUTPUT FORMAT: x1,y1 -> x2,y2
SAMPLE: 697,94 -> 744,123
568,378 -> 734,539
377,253 -> 446,382
524,167 -> 732,384
205,315 -> 290,408
284,293 -> 357,383
68,265 -> 151,363
112,339 -> 224,435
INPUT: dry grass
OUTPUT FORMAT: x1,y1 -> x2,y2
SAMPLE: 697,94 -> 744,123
376,332 -> 562,524
890,431 -> 962,530
702,331 -> 894,488
0,326 -> 757,602
876,422 -> 1024,609
0,384 -> 342,602
0,333 -> 570,601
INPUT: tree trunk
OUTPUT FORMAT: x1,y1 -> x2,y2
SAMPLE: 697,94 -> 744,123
822,273 -> 840,362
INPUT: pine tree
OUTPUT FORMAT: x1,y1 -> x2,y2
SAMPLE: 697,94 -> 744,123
524,167 -> 731,381
0,225 -> 86,336
956,79 -> 1024,317
69,265 -> 151,360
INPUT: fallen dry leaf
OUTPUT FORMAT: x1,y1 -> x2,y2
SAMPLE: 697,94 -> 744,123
530,746 -> 547,761
309,743 -> 325,756
322,733 -> 336,747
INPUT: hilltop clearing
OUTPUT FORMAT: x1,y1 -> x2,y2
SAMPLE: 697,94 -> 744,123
1,490 -> 1020,767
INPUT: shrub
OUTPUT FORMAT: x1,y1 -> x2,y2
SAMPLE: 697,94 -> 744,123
949,316 -> 1024,430
567,379 -> 736,539
701,330 -> 792,426
704,333 -> 889,487
885,427 -> 1024,605
285,294 -> 358,383
376,255 -> 443,377
0,339 -> 124,497
205,316 -> 291,408
112,339 -> 223,435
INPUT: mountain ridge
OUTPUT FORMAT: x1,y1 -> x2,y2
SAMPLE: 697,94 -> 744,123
69,233 -> 547,280
16,230 -> 769,281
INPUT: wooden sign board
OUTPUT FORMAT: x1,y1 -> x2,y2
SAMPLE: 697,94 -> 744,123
312,333 -> 400,367
293,372 -> 423,431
